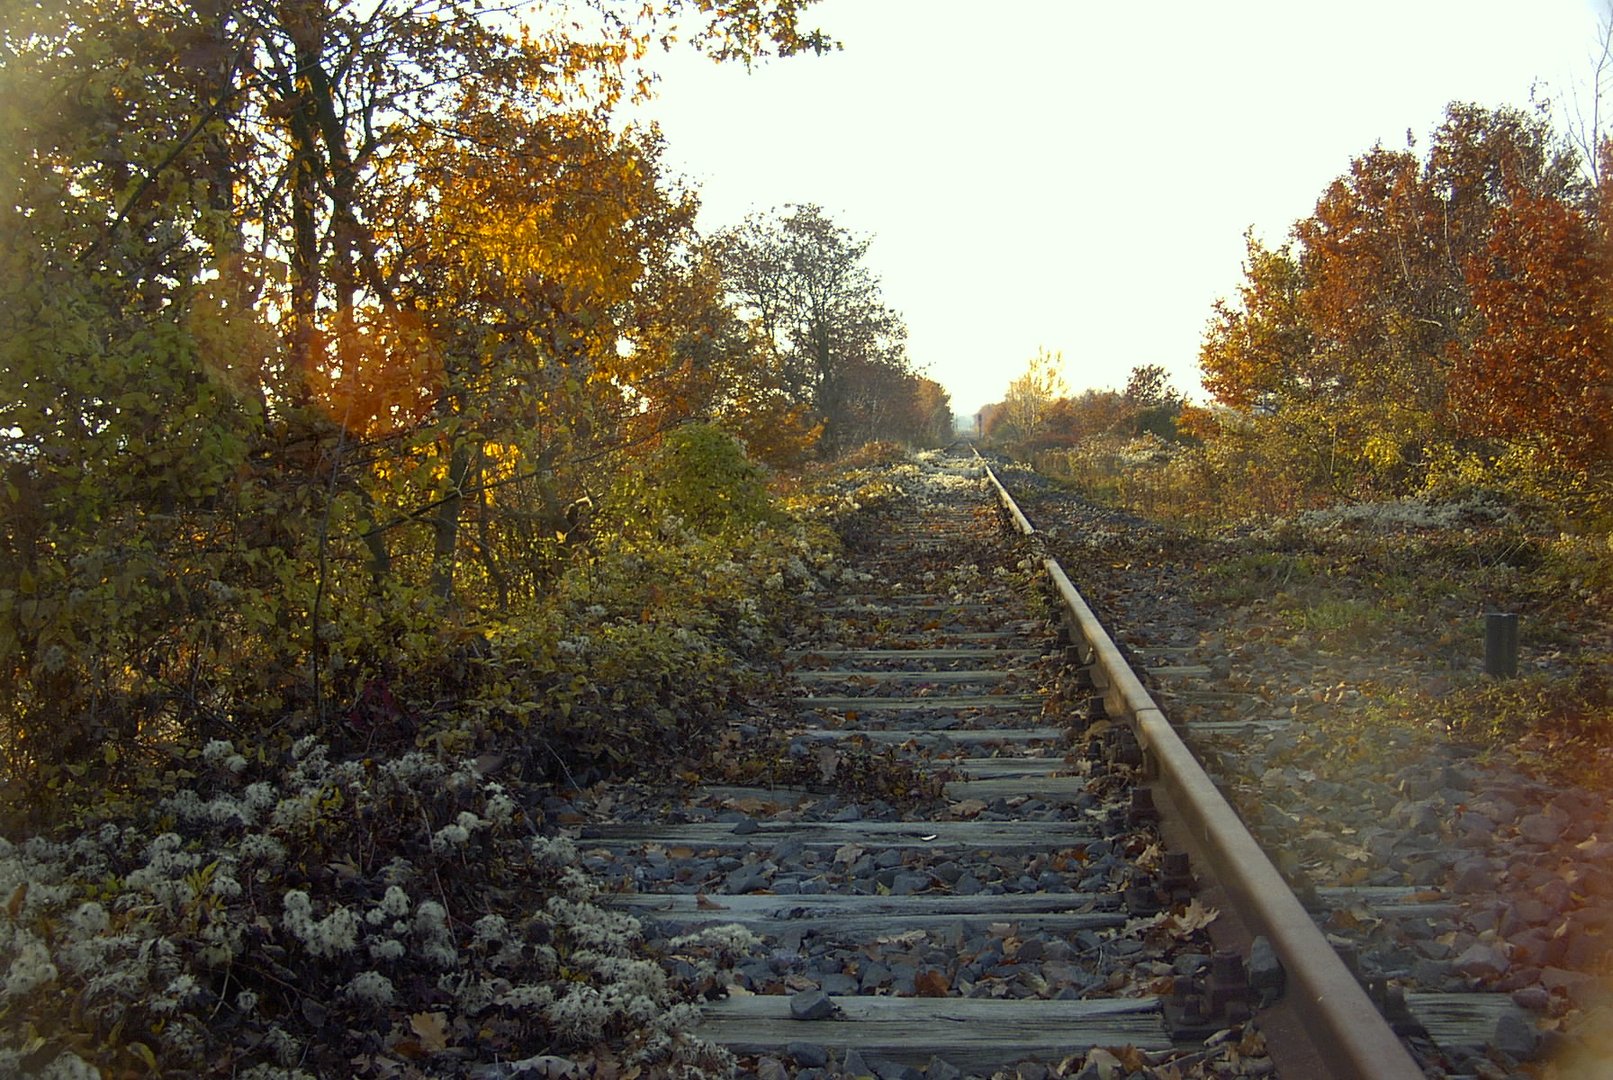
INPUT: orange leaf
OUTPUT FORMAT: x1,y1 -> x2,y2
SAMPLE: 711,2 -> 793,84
915,968 -> 951,997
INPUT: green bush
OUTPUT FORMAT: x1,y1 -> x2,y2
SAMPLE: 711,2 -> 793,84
608,423 -> 779,538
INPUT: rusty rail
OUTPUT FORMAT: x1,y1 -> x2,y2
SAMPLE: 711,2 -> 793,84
979,458 -> 1425,1080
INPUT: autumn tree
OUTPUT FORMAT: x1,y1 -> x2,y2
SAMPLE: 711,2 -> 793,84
994,347 -> 1068,449
904,376 -> 956,446
1120,364 -> 1185,439
1039,390 -> 1126,446
1200,102 -> 1585,495
1455,151 -> 1613,475
0,0 -> 835,774
712,204 -> 915,453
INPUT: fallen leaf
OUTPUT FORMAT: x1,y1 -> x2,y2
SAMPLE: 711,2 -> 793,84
1113,1044 -> 1151,1071
915,968 -> 951,997
7,882 -> 27,921
875,929 -> 926,947
1170,898 -> 1219,935
695,893 -> 728,911
817,745 -> 841,782
410,1011 -> 450,1053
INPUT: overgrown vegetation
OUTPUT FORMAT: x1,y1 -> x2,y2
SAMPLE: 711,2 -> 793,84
0,0 -> 958,822
0,3 -> 966,1073
0,416 -> 867,1074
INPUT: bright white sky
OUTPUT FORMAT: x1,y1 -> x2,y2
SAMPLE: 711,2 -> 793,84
625,0 -> 1607,417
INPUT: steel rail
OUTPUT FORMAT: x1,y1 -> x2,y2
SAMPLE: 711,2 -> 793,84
978,457 -> 1425,1080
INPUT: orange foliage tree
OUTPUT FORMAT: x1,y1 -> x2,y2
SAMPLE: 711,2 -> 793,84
1200,102 -> 1598,499
1457,157 -> 1613,474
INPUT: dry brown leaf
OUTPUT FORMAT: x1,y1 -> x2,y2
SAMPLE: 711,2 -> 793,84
915,968 -> 951,997
1171,897 -> 1219,935
410,1011 -> 450,1053
1112,1045 -> 1151,1071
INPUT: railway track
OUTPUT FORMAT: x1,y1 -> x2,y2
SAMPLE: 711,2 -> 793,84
570,449 -> 1532,1078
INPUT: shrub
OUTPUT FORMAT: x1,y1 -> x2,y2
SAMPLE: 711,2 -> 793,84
609,423 -> 779,538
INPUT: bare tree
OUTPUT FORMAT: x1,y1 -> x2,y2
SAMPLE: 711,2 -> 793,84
1566,1 -> 1613,185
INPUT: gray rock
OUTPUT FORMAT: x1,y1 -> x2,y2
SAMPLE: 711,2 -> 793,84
755,1056 -> 788,1080
891,872 -> 930,896
725,864 -> 769,894
1412,958 -> 1455,986
831,804 -> 863,822
926,1056 -> 963,1080
1173,952 -> 1211,977
1247,935 -> 1284,1001
772,836 -> 806,861
1415,938 -> 1452,960
1451,858 -> 1498,894
790,988 -> 834,1021
1403,858 -> 1446,886
818,972 -> 858,995
841,1048 -> 874,1078
1458,811 -> 1496,839
1563,928 -> 1606,970
872,1060 -> 923,1080
1407,803 -> 1443,833
859,962 -> 892,990
1518,813 -> 1565,845
1537,877 -> 1572,912
1453,941 -> 1508,979
1541,966 -> 1599,995
737,960 -> 773,987
1042,939 -> 1076,962
732,818 -> 760,835
1511,986 -> 1551,1012
1494,1009 -> 1540,1060
786,1043 -> 829,1069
